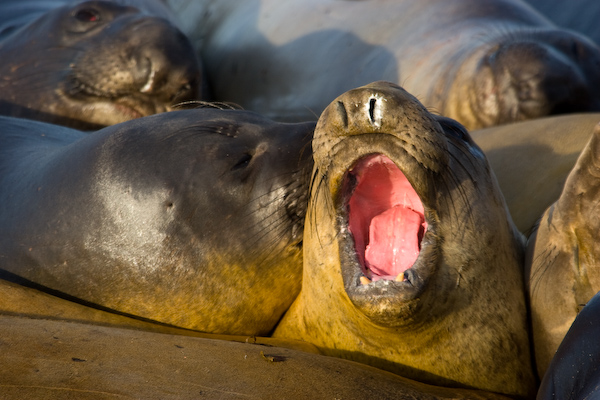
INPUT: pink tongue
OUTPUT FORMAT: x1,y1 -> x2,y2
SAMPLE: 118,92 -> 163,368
365,205 -> 424,280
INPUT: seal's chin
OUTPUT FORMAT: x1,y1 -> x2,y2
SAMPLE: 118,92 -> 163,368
347,154 -> 427,283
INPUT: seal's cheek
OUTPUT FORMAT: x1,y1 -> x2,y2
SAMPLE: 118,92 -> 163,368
347,154 -> 426,282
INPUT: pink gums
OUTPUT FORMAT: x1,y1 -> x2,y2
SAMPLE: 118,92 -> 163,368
348,155 -> 427,281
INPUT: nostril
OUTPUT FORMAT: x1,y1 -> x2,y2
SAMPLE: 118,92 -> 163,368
369,98 -> 376,124
336,101 -> 348,128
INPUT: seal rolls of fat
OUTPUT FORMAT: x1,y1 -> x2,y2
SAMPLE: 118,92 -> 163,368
169,0 -> 600,130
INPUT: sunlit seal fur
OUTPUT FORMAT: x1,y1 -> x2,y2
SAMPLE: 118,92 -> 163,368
273,81 -> 536,398
0,110 -> 314,335
0,0 -> 202,130
537,291 -> 600,400
526,123 -> 600,378
170,0 -> 600,130
472,113 -> 600,234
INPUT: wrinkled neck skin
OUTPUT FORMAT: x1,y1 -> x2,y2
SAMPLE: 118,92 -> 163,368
275,163 -> 533,398
526,123 -> 600,378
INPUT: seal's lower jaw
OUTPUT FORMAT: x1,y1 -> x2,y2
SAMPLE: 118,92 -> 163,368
340,154 -> 436,327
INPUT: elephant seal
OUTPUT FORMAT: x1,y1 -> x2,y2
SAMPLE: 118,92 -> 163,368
0,0 -> 202,130
472,113 -> 600,234
273,82 -> 536,397
537,291 -> 600,400
0,314 -> 512,400
170,0 -> 600,130
0,110 -> 314,336
524,0 -> 600,45
526,122 -> 600,378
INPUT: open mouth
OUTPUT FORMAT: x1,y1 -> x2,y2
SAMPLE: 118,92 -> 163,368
346,154 -> 427,284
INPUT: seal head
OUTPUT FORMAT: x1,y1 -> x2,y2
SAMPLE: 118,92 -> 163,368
0,0 -> 202,129
274,81 -> 535,398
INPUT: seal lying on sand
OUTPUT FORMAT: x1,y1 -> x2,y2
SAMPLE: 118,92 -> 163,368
0,110 -> 314,335
273,81 -> 536,398
537,291 -> 600,400
473,113 -> 600,234
170,0 -> 600,130
0,0 -> 202,129
526,122 -> 600,377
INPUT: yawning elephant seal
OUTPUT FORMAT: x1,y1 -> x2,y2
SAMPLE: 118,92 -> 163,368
0,0 -> 202,129
169,0 -> 600,130
0,109 -> 314,335
526,122 -> 600,378
273,81 -> 536,397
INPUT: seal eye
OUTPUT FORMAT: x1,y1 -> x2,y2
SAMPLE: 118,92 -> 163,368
232,153 -> 253,170
437,116 -> 469,141
73,8 -> 100,23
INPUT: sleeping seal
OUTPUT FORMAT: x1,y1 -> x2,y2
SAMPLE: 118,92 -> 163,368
273,81 -> 536,398
0,0 -> 202,129
0,110 -> 314,335
170,0 -> 600,130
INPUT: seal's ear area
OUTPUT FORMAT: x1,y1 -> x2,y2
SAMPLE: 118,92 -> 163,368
435,116 -> 470,141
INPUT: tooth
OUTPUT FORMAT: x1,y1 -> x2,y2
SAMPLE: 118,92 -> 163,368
360,276 -> 372,285
395,272 -> 405,282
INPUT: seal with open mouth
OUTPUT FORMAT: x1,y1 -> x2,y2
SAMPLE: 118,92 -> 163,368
273,81 -> 536,398
0,108 -> 314,335
0,0 -> 202,130
526,122 -> 600,378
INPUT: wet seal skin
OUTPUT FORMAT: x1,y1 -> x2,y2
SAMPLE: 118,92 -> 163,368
526,123 -> 600,378
0,109 -> 314,335
0,0 -> 202,130
537,291 -> 600,400
273,81 -> 536,398
170,0 -> 600,130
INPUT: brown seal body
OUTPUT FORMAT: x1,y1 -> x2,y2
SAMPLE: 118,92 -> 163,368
273,81 -> 536,397
0,0 -> 202,129
472,113 -> 600,234
526,123 -> 600,378
170,0 -> 600,130
0,110 -> 314,335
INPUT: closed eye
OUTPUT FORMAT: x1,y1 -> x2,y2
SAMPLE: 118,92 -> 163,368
232,153 -> 253,170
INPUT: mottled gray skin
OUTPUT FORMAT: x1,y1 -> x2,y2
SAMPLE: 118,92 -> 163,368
525,0 -> 600,45
0,0 -> 202,130
537,291 -> 600,400
526,123 -> 600,378
273,81 -> 536,398
0,110 -> 314,335
170,0 -> 600,130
